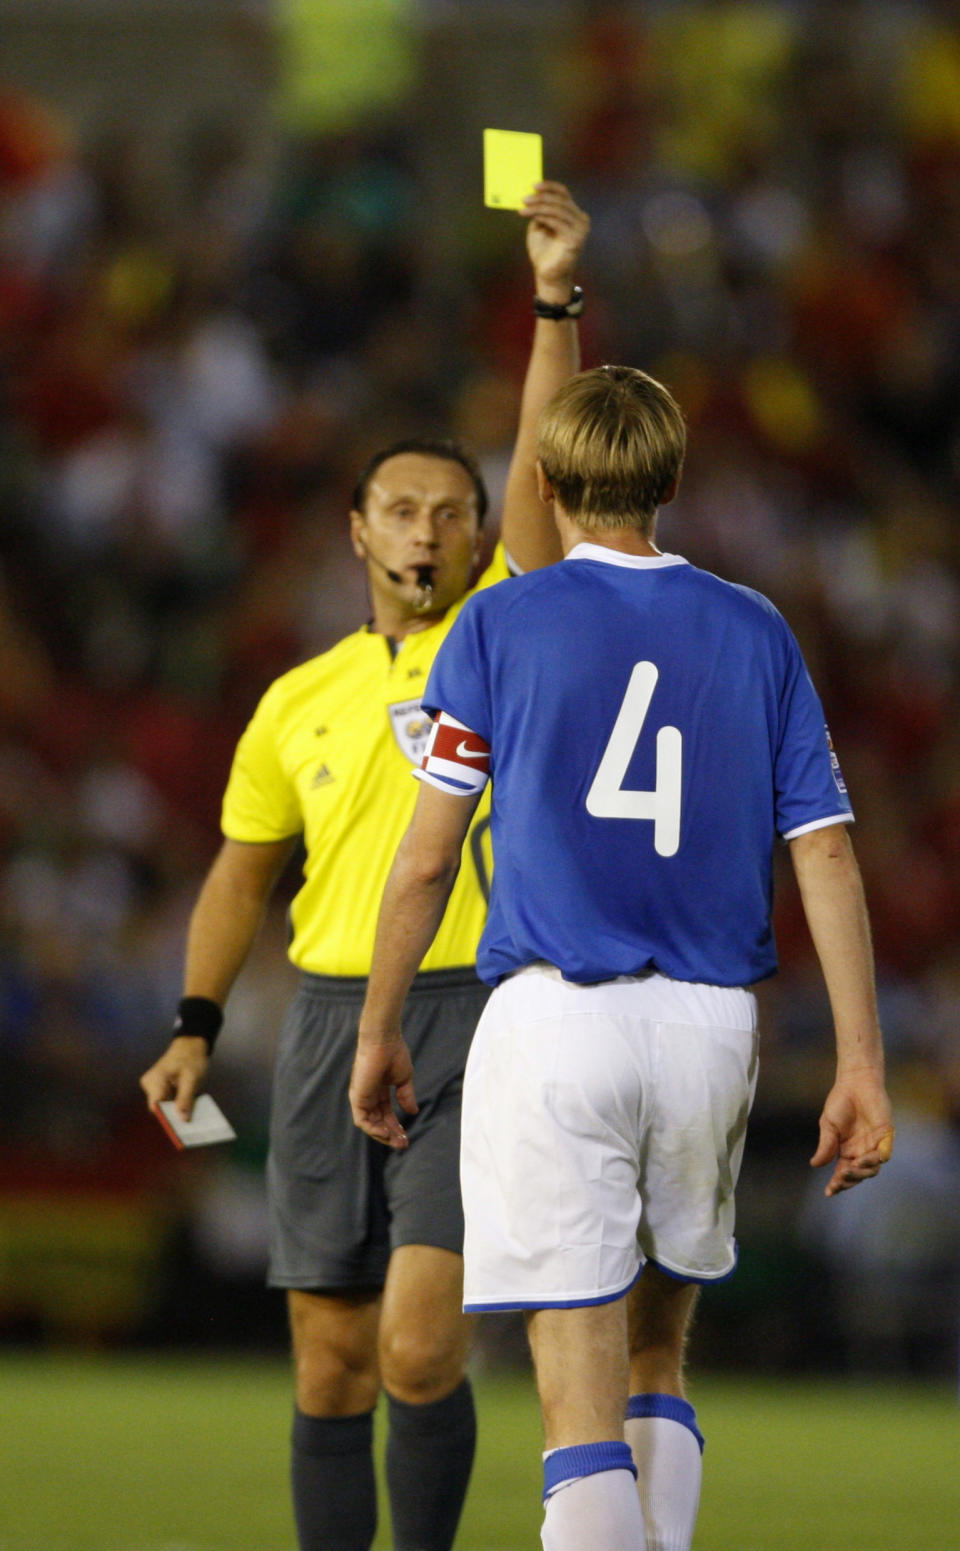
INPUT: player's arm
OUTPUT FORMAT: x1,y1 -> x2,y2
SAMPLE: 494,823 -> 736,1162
498,182 -> 590,574
788,822 -> 894,1196
350,780 -> 481,1149
139,836 -> 296,1119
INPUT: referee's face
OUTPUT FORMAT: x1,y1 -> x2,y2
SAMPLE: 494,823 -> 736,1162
350,453 -> 482,627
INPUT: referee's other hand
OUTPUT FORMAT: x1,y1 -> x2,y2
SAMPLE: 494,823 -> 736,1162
140,1036 -> 210,1121
350,1036 -> 417,1149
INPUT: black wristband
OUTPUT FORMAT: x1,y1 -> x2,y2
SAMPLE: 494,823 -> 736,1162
173,996 -> 223,1051
533,285 -> 585,320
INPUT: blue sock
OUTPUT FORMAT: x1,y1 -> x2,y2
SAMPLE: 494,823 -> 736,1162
625,1392 -> 704,1452
625,1393 -> 704,1551
541,1442 -> 643,1550
543,1440 -> 638,1500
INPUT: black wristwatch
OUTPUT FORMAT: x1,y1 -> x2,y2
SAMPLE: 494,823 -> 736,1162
533,285 -> 585,320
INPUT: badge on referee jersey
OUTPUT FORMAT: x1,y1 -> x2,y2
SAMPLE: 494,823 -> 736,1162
388,699 -> 434,764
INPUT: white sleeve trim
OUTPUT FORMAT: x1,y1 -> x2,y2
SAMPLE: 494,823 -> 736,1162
780,813 -> 854,841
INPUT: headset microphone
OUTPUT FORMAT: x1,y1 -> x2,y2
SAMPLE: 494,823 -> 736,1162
359,540 -> 404,584
359,540 -> 436,611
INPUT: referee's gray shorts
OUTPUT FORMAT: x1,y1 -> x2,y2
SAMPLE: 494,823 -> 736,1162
266,967 -> 489,1292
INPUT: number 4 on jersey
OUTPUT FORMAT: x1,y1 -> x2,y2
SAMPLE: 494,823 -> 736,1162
586,661 -> 682,856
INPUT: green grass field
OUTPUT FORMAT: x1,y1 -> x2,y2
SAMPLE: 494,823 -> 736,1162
0,1353 -> 957,1550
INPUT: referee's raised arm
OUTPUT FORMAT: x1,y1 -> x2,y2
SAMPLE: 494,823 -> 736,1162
498,182 -> 589,574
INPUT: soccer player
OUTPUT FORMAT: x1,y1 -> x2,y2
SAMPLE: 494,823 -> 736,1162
350,365 -> 895,1551
140,183 -> 590,1551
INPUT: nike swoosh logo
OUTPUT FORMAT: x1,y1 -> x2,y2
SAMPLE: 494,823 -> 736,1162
455,741 -> 488,760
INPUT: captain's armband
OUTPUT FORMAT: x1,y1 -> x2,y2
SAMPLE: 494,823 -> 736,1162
415,712 -> 491,797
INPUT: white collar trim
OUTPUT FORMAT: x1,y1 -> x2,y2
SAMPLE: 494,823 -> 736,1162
566,542 -> 688,570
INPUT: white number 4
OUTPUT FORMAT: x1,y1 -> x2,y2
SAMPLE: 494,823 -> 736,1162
586,661 -> 682,857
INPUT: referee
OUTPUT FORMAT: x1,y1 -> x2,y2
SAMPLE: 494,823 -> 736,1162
141,183 -> 590,1551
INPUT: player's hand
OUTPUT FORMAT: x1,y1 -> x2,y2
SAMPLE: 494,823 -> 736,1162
810,1068 -> 895,1197
522,182 -> 590,292
350,1035 -> 418,1150
140,1037 -> 210,1121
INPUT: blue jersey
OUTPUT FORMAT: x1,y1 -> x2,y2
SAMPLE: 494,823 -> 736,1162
419,545 -> 852,988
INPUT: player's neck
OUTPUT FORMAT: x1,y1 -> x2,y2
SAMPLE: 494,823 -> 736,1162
556,511 -> 661,559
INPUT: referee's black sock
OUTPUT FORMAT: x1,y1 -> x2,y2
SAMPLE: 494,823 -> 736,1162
386,1378 -> 477,1551
291,1406 -> 377,1551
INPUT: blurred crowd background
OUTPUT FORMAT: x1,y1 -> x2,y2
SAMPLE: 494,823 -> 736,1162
1,0 -> 958,1377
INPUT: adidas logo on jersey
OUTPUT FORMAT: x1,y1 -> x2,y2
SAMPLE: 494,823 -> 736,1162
311,763 -> 335,787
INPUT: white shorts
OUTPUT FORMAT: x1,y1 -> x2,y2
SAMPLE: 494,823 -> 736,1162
460,964 -> 758,1313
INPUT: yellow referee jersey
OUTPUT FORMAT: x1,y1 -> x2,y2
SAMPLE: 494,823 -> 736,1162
221,546 -> 512,976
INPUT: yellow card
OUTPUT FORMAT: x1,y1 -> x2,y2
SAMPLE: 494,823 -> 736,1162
483,128 -> 543,210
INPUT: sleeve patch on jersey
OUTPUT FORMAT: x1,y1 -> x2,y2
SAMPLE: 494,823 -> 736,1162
388,698 -> 435,765
825,723 -> 848,795
419,711 -> 491,796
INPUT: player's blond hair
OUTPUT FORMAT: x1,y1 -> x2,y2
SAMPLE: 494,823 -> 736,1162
537,365 -> 686,532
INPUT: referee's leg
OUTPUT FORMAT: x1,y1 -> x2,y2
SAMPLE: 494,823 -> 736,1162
379,1244 -> 478,1551
288,1287 -> 382,1551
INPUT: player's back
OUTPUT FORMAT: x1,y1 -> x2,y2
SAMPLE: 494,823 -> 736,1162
425,546 -> 851,988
